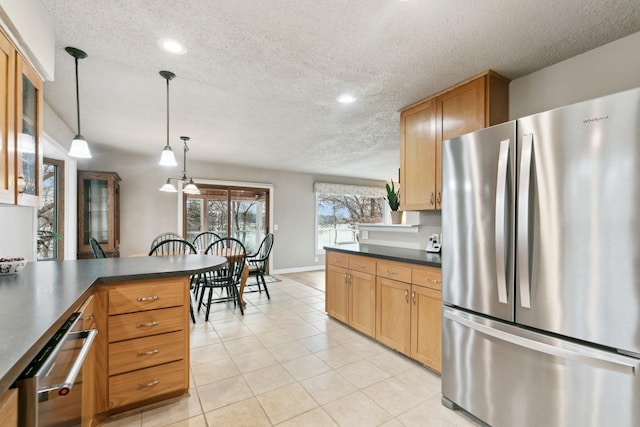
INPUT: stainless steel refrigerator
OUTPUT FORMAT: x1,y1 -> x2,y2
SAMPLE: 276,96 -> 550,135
441,87 -> 640,427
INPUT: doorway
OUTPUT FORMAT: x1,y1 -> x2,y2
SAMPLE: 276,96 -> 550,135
183,185 -> 270,254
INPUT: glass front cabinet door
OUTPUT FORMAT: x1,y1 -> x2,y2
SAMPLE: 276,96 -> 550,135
0,28 -> 43,206
77,171 -> 121,258
16,54 -> 43,206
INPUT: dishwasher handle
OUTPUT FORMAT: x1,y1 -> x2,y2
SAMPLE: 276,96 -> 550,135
38,329 -> 98,396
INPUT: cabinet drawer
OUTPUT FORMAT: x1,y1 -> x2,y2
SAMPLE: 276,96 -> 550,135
109,278 -> 187,315
326,252 -> 349,268
109,306 -> 184,343
109,331 -> 185,376
108,360 -> 186,409
412,266 -> 442,290
349,255 -> 376,274
377,261 -> 412,283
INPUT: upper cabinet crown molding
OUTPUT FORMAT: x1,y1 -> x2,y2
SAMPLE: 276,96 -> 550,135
400,70 -> 510,211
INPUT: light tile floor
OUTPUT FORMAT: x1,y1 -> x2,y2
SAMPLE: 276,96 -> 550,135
102,275 -> 478,427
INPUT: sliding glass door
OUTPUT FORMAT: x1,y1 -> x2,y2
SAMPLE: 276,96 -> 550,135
184,185 -> 269,253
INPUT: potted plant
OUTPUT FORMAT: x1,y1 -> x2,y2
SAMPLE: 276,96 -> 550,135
385,180 -> 402,224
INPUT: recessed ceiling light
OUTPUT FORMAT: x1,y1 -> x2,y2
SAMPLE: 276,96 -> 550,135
158,38 -> 187,55
337,94 -> 356,104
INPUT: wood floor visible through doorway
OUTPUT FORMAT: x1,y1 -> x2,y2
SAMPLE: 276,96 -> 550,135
282,270 -> 325,292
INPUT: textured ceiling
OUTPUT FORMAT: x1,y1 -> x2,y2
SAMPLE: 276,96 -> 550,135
40,0 -> 640,180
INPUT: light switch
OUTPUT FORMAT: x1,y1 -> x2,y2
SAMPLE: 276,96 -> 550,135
274,224 -> 279,231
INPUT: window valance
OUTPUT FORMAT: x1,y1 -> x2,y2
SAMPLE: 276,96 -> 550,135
314,182 -> 386,198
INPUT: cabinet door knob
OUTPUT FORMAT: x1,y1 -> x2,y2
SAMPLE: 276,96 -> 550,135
412,291 -> 416,305
436,192 -> 441,205
404,289 -> 409,303
429,192 -> 434,205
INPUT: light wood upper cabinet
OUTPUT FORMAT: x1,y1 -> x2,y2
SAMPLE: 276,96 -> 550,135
15,54 -> 43,207
400,99 -> 437,210
0,30 -> 15,205
0,29 -> 43,207
400,70 -> 509,210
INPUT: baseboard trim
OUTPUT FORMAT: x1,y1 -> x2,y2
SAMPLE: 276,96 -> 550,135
272,265 -> 325,274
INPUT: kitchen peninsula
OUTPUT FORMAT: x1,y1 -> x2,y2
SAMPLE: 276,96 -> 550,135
0,255 -> 225,423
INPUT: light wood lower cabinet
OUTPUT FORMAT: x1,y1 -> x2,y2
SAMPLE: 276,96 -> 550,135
376,276 -> 411,353
94,276 -> 190,418
0,388 -> 17,427
325,253 -> 376,337
326,250 -> 442,372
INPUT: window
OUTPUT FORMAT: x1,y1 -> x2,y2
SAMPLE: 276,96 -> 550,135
37,158 -> 64,260
315,183 -> 385,253
183,185 -> 269,254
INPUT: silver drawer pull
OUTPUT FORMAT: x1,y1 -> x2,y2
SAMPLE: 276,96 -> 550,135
386,270 -> 398,275
427,278 -> 441,284
137,349 -> 160,357
137,295 -> 159,302
137,379 -> 160,389
356,264 -> 366,268
136,321 -> 160,328
334,259 -> 342,263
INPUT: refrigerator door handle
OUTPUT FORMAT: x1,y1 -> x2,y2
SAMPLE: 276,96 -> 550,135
495,139 -> 511,304
444,309 -> 638,375
518,133 -> 534,308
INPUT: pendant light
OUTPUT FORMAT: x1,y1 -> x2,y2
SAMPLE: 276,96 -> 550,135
158,71 -> 178,166
159,136 -> 200,194
66,47 -> 92,158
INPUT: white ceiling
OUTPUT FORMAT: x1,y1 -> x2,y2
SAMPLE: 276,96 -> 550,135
40,0 -> 640,180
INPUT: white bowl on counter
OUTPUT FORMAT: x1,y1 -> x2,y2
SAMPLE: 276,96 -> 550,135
0,258 -> 27,275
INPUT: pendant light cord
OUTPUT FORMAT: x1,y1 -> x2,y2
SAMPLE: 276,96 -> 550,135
166,77 -> 170,147
75,56 -> 81,135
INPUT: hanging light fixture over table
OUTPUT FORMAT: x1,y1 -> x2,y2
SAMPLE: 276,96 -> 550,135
66,47 -> 92,158
158,70 -> 178,166
159,136 -> 200,194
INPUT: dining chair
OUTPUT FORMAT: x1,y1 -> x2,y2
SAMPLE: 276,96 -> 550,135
191,231 -> 221,253
89,237 -> 106,258
149,231 -> 183,252
246,233 -> 274,299
148,239 -> 198,323
198,237 -> 247,320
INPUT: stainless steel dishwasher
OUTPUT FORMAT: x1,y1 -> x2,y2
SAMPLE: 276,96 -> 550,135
16,304 -> 97,427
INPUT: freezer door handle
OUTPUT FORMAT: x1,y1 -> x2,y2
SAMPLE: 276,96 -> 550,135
444,309 -> 638,375
495,139 -> 511,304
518,133 -> 534,308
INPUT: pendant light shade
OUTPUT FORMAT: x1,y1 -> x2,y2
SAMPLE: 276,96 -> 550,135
159,178 -> 178,192
66,47 -> 92,158
158,71 -> 178,166
159,136 -> 199,194
69,136 -> 91,158
183,178 -> 200,195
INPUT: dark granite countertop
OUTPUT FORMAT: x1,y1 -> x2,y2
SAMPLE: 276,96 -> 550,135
324,243 -> 441,267
0,255 -> 225,394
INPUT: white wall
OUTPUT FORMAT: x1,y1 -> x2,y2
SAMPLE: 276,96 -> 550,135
509,31 -> 640,119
